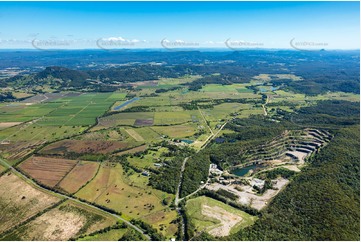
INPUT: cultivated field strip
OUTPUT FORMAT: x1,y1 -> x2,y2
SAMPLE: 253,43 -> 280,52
19,157 -> 78,187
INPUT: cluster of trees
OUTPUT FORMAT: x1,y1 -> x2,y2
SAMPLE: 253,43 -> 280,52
119,228 -> 145,241
149,146 -> 194,194
0,92 -> 16,102
180,152 -> 210,197
289,100 -> 360,127
155,86 -> 181,93
256,167 -> 297,180
148,157 -> 183,194
130,219 -> 165,241
119,106 -> 153,112
216,188 -> 239,200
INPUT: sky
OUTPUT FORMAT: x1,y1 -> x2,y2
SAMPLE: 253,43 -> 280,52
0,1 -> 359,50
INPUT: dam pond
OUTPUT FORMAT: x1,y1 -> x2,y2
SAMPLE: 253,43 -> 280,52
231,164 -> 263,177
113,97 -> 140,111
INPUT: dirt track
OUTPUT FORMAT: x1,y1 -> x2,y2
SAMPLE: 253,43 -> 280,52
202,204 -> 243,237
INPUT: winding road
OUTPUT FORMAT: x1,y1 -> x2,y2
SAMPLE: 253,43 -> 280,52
173,112 -> 229,240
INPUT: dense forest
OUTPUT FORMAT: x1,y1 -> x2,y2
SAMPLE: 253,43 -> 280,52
226,125 -> 360,241
180,152 -> 210,198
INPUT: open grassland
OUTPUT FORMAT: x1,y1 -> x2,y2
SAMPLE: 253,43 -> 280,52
73,128 -> 141,149
153,111 -> 196,125
141,208 -> 179,239
131,127 -> 161,142
186,196 -> 257,237
0,122 -> 22,130
18,156 -> 78,187
59,161 -> 100,194
75,163 -> 176,231
0,123 -> 85,143
1,200 -> 117,241
125,128 -> 145,141
202,103 -> 246,121
236,106 -> 264,118
157,75 -> 202,86
127,147 -> 169,169
0,172 -> 60,234
251,74 -> 302,84
270,90 -> 359,107
151,124 -> 197,138
98,110 -> 202,128
79,128 -> 124,141
0,164 -> 5,172
200,84 -> 253,94
114,144 -> 148,156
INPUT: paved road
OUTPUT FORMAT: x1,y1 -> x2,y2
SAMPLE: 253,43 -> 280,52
174,157 -> 189,206
174,119 -> 229,239
0,158 -> 151,240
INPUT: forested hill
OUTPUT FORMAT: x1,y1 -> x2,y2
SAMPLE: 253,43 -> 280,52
2,50 -> 360,95
224,125 -> 360,241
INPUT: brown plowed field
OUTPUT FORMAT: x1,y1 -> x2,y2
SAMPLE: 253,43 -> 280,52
59,161 -> 99,194
19,156 -> 77,187
40,140 -> 128,155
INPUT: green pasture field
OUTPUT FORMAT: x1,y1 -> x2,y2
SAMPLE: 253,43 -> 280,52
75,163 -> 177,237
201,84 -> 238,93
157,75 -> 201,85
309,91 -> 360,102
151,124 -> 197,138
127,147 -> 169,169
236,107 -> 264,118
0,123 -> 86,142
130,127 -> 161,142
202,103 -> 246,121
153,111 -> 195,125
